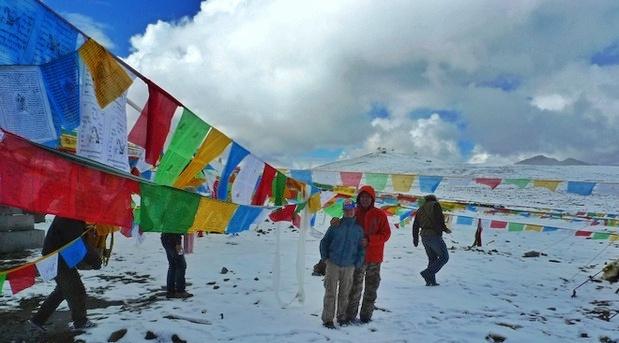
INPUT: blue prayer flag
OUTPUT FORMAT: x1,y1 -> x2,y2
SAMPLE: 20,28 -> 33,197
226,205 -> 262,234
419,176 -> 443,193
456,216 -> 474,225
218,143 -> 250,200
566,181 -> 596,196
291,169 -> 312,185
60,238 -> 86,268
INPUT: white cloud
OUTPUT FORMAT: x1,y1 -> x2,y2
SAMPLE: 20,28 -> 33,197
123,0 -> 619,166
64,12 -> 115,49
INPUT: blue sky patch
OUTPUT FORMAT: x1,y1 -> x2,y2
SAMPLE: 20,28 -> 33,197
457,139 -> 475,158
477,74 -> 521,92
367,102 -> 390,119
591,41 -> 619,66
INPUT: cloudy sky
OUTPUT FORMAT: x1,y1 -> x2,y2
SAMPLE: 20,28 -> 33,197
45,0 -> 619,167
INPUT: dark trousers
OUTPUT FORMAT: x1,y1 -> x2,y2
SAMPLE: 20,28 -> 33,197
161,237 -> 186,293
421,235 -> 449,281
346,263 -> 381,321
32,265 -> 87,326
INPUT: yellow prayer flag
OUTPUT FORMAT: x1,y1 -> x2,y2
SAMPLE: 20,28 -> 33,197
79,39 -> 133,108
391,174 -> 415,192
190,198 -> 238,233
59,133 -> 77,152
609,234 -> 619,241
174,129 -> 231,188
308,193 -> 322,214
524,224 -> 543,232
333,185 -> 357,197
533,180 -> 561,192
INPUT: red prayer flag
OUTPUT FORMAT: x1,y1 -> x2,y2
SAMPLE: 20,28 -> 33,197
269,204 -> 300,227
575,230 -> 593,237
128,82 -> 179,165
489,220 -> 507,229
340,172 -> 363,188
8,264 -> 36,294
252,164 -> 277,205
475,178 -> 502,190
0,131 -> 138,228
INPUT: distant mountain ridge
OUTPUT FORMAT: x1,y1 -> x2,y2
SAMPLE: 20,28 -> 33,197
515,155 -> 591,166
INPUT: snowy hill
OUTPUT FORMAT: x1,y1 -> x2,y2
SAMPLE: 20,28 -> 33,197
516,155 -> 591,166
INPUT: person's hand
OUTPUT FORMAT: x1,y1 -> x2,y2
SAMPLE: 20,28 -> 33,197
330,217 -> 341,227
176,244 -> 184,255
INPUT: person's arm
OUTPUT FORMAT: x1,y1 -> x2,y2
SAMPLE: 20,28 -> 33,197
319,227 -> 334,260
367,212 -> 391,247
435,203 -> 451,233
412,211 -> 420,247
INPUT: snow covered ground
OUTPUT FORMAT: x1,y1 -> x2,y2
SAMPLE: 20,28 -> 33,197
1,213 -> 617,342
1,154 -> 618,342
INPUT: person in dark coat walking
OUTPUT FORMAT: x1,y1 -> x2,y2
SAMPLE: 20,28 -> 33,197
30,216 -> 102,332
412,194 -> 451,286
161,233 -> 193,298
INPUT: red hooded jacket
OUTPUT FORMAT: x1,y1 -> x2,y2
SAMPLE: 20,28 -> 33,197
355,185 -> 391,263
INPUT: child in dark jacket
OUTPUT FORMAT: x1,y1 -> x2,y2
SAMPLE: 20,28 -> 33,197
320,199 -> 365,328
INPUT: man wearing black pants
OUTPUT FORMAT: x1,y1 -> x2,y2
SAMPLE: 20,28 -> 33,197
30,216 -> 101,332
161,233 -> 192,298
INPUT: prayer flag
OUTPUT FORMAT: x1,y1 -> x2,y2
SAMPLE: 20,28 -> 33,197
79,39 -> 133,108
190,197 -> 238,233
272,171 -> 287,206
490,220 -> 507,229
419,175 -> 443,193
391,174 -> 415,193
252,164 -> 277,205
226,205 -> 263,234
139,183 -> 200,233
503,178 -> 530,189
35,253 -> 58,282
173,128 -> 231,188
533,180 -> 561,192
232,155 -> 264,205
475,178 -> 502,190
290,169 -> 312,185
60,238 -> 86,269
218,143 -> 249,200
8,264 -> 36,295
340,172 -> 363,188
566,181 -> 596,196
508,223 -> 524,232
456,216 -> 474,225
365,173 -> 388,191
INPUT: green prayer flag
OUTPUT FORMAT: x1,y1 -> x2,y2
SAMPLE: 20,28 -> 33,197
324,200 -> 344,218
365,173 -> 388,191
139,183 -> 201,233
504,179 -> 530,189
295,202 -> 306,214
0,272 -> 5,295
272,172 -> 287,206
592,232 -> 610,240
155,109 -> 211,186
508,223 -> 524,232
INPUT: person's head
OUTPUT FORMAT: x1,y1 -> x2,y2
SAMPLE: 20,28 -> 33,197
356,185 -> 376,209
424,194 -> 438,203
342,199 -> 356,218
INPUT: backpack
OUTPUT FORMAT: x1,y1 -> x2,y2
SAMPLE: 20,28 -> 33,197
82,224 -> 119,267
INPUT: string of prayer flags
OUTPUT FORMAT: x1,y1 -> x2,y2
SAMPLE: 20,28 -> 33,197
139,183 -> 200,233
503,178 -> 530,189
272,171 -> 287,206
226,205 -> 265,234
41,51 -> 81,131
7,264 -> 36,295
232,155 -> 264,205
155,109 -> 210,186
60,238 -> 87,268
340,171 -> 363,188
218,142 -> 249,200
475,178 -> 502,190
128,82 -> 178,165
566,181 -> 596,196
365,173 -> 389,191
190,197 -> 238,233
419,175 -> 443,193
174,128 -> 231,188
79,39 -> 133,108
35,253 -> 59,282
392,174 -> 415,192
533,180 -> 561,192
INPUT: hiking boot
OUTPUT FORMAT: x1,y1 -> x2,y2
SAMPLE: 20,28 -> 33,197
323,321 -> 335,329
173,291 -> 194,299
338,319 -> 351,326
360,317 -> 371,324
166,291 -> 176,298
69,320 -> 96,331
28,319 -> 47,333
420,270 -> 432,286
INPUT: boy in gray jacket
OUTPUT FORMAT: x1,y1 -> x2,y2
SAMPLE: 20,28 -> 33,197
320,199 -> 365,328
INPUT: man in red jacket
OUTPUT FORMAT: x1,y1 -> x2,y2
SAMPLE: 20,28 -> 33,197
339,185 -> 391,324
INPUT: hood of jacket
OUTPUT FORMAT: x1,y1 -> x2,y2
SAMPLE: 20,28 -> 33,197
356,185 -> 376,209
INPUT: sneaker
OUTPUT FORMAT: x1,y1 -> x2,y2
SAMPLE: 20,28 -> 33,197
28,319 -> 47,333
360,317 -> 371,324
173,291 -> 194,299
322,321 -> 336,329
69,320 -> 96,331
420,270 -> 432,286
